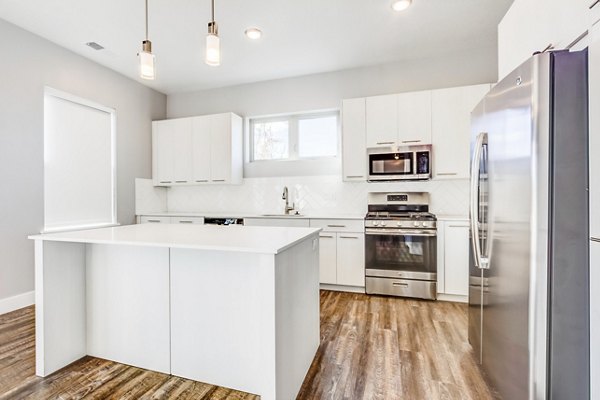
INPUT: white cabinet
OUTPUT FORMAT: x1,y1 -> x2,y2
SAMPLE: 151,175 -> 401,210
336,233 -> 365,287
153,113 -> 242,186
366,92 -> 432,148
397,90 -> 431,145
341,98 -> 367,181
310,219 -> 365,288
437,219 -> 470,299
432,84 -> 490,179
318,233 -> 337,284
140,216 -> 171,224
243,218 -> 310,228
153,118 -> 193,185
366,94 -> 397,148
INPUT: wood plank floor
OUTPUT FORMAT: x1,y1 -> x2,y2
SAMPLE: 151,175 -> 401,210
0,291 -> 494,399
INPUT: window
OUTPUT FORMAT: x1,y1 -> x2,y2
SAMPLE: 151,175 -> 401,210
250,111 -> 339,162
43,88 -> 116,232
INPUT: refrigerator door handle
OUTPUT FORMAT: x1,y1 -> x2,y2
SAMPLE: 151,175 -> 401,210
470,132 -> 489,270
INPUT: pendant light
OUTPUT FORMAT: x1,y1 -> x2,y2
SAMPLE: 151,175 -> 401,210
138,0 -> 155,80
205,0 -> 220,66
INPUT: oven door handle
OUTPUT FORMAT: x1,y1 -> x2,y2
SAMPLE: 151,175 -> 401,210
365,228 -> 437,237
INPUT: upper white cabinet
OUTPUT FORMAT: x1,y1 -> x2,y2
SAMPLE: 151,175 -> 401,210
366,92 -> 432,148
431,84 -> 490,179
153,118 -> 193,185
153,112 -> 242,186
498,0 -> 593,80
341,98 -> 367,181
397,90 -> 431,145
366,94 -> 398,147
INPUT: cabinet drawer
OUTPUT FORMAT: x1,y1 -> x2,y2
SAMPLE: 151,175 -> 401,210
140,216 -> 171,224
309,219 -> 364,233
365,277 -> 436,300
170,216 -> 204,224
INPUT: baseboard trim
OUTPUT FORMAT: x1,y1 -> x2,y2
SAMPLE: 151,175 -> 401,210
437,293 -> 468,303
320,284 -> 365,294
0,291 -> 35,315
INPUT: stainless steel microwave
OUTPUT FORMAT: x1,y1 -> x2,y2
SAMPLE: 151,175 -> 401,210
367,145 -> 432,181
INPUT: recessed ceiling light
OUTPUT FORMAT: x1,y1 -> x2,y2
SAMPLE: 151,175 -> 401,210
245,27 -> 262,40
391,0 -> 412,12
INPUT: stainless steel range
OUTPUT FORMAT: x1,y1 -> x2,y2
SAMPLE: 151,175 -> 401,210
365,192 -> 437,300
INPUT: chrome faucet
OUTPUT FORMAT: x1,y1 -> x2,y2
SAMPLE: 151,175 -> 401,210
282,186 -> 295,215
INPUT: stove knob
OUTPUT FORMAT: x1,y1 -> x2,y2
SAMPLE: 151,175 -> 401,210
373,221 -> 379,226
422,222 -> 427,227
397,221 -> 402,227
413,221 -> 418,227
381,221 -> 387,226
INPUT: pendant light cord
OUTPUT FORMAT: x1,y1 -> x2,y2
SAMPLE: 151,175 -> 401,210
145,0 -> 149,40
211,0 -> 215,22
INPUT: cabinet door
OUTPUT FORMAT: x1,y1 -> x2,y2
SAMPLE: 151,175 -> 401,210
319,233 -> 337,284
168,118 -> 193,184
590,34 -> 600,240
397,91 -> 431,145
432,84 -> 489,179
153,121 -> 174,185
336,233 -> 365,287
191,116 -> 211,184
366,94 -> 398,148
443,223 -> 470,296
342,98 -> 367,181
210,113 -> 232,183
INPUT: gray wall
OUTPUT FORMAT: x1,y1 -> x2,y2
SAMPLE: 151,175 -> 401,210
167,45 -> 498,118
0,19 -> 166,304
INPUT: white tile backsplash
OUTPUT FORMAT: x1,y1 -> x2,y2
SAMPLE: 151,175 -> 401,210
163,176 -> 470,217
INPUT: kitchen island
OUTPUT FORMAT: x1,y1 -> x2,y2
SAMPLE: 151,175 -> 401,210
29,223 -> 321,400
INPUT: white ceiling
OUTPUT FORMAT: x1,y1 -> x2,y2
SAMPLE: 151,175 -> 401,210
0,0 -> 513,95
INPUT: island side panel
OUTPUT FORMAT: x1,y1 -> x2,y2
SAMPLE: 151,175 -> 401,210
34,240 -> 87,377
274,234 -> 321,400
170,248 -> 277,400
85,244 -> 170,374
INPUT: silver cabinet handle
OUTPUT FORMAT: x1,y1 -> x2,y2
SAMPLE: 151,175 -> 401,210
448,225 -> 469,228
319,235 -> 335,238
365,228 -> 436,237
178,221 -> 193,224
437,172 -> 458,176
195,179 -> 209,183
376,141 -> 395,145
159,181 -> 172,184
175,180 -> 188,183
327,224 -> 346,228
345,175 -> 364,179
392,282 -> 409,288
147,220 -> 161,223
592,237 -> 600,243
401,140 -> 421,143
212,179 -> 226,182
339,236 -> 359,239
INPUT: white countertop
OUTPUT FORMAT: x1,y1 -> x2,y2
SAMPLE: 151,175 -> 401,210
139,211 -> 365,220
29,223 -> 321,254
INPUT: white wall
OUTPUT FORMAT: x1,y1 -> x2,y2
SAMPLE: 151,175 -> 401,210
0,18 -> 166,310
167,45 -> 498,118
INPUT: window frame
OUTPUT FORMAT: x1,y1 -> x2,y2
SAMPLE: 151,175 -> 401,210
43,87 -> 117,233
248,109 -> 340,163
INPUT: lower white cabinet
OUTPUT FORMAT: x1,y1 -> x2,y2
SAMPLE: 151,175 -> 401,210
336,233 -> 365,287
318,233 -> 337,284
437,219 -> 470,298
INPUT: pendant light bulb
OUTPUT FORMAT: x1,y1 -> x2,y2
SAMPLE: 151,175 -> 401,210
205,0 -> 220,66
139,40 -> 155,80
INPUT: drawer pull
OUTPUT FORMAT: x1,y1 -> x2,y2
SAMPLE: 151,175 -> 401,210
392,282 -> 409,288
159,181 -> 172,184
195,179 -> 209,183
346,175 -> 364,179
327,224 -> 346,228
339,236 -> 358,239
320,235 -> 335,239
212,179 -> 226,182
376,141 -> 395,145
147,220 -> 161,223
436,172 -> 457,176
179,221 -> 193,224
175,180 -> 188,183
448,225 -> 469,228
401,140 -> 421,143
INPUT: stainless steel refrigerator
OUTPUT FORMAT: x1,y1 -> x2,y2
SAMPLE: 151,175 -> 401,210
468,49 -> 590,399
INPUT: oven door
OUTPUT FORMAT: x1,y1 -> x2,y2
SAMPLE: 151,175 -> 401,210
365,228 -> 437,280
